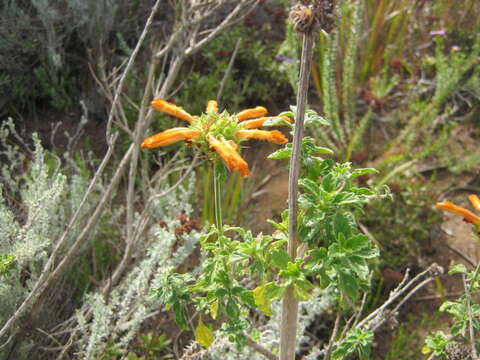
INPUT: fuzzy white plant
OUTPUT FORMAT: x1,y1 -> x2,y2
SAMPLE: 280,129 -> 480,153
0,119 -> 113,358
0,123 -> 68,324
74,178 -> 202,359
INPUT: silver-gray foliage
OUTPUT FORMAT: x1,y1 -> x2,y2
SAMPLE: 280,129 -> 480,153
74,178 -> 201,359
0,120 -> 68,325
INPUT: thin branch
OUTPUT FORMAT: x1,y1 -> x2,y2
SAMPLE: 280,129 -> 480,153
217,38 -> 242,102
371,277 -> 434,332
246,336 -> 277,360
353,289 -> 369,328
105,0 -> 162,140
185,0 -> 259,56
356,264 -> 439,329
325,312 -> 341,360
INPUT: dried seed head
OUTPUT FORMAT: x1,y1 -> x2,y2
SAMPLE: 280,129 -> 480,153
289,0 -> 337,34
289,4 -> 315,34
428,263 -> 444,276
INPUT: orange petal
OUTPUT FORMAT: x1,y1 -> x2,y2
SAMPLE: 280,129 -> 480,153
206,100 -> 218,113
150,99 -> 194,123
468,194 -> 480,211
436,201 -> 480,225
243,116 -> 293,129
141,128 -> 201,149
236,129 -> 288,144
235,106 -> 268,121
208,135 -> 250,177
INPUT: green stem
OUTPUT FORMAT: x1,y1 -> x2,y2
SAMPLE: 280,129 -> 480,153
213,162 -> 223,231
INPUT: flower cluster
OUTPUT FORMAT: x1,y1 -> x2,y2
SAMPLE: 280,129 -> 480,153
141,99 -> 292,177
436,194 -> 480,232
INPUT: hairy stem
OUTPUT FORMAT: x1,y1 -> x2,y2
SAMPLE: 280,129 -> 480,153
463,271 -> 478,359
213,162 -> 223,231
279,33 -> 314,360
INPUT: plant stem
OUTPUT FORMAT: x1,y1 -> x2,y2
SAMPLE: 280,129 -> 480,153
279,32 -> 314,360
213,162 -> 223,231
463,271 -> 478,359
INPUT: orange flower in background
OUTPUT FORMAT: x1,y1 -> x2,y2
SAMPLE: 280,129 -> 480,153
468,194 -> 480,211
141,99 -> 292,177
436,194 -> 480,231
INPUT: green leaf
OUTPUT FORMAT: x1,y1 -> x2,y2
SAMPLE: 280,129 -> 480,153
333,213 -> 352,239
240,290 -> 256,308
0,254 -> 15,275
305,109 -> 330,127
278,110 -> 295,118
264,282 -> 286,300
299,178 -> 320,196
271,248 -> 291,270
338,270 -> 359,301
345,234 -> 369,252
351,168 -> 378,179
210,300 -> 219,320
225,298 -> 240,319
195,319 -> 214,348
351,187 -> 376,196
173,303 -> 188,330
448,264 -> 467,275
268,145 -> 292,160
304,248 -> 327,271
333,192 -> 357,205
318,270 -> 331,288
214,288 -> 228,298
321,173 -> 336,193
262,116 -> 293,128
269,239 -> 288,250
347,256 -> 370,278
283,262 -> 302,278
294,279 -> 314,301
424,331 -> 452,356
253,285 -> 272,316
216,270 -> 231,288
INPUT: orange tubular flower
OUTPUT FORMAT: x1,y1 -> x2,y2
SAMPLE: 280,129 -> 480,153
235,106 -> 268,121
150,99 -> 195,123
236,129 -> 288,144
242,116 -> 293,129
468,194 -> 480,211
436,197 -> 480,231
206,100 -> 218,113
208,135 -> 250,177
141,128 -> 201,149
